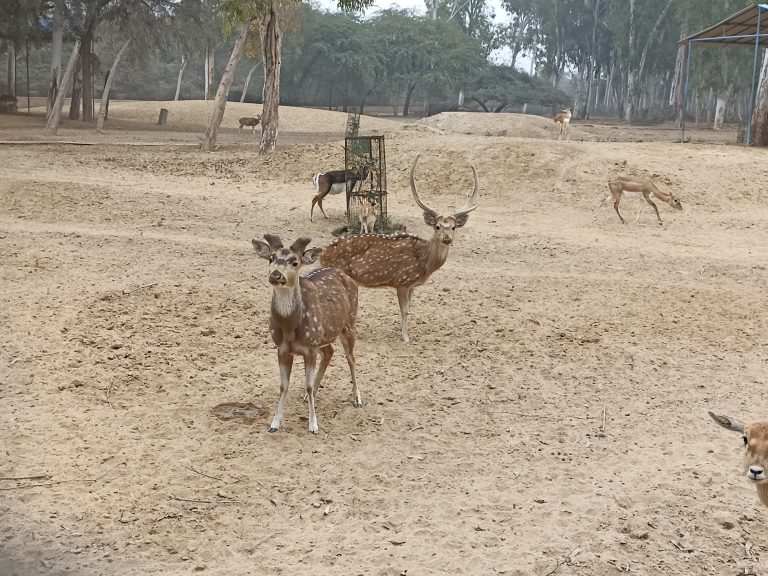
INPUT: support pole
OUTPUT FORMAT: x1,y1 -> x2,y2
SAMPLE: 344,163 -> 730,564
681,40 -> 692,143
746,7 -> 763,146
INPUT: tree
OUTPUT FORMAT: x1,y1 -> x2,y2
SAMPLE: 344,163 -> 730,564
751,52 -> 768,146
46,38 -> 82,134
96,38 -> 130,132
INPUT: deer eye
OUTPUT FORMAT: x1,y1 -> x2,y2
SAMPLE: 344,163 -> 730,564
292,261 -> 299,267
434,225 -> 440,230
743,436 -> 749,446
451,226 -> 456,231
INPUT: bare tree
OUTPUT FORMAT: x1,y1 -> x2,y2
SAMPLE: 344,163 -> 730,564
46,38 -> 82,135
96,39 -> 130,132
240,61 -> 260,102
174,55 -> 187,101
751,51 -> 768,146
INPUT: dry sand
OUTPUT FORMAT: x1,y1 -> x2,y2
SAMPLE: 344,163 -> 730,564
1,101 -> 767,576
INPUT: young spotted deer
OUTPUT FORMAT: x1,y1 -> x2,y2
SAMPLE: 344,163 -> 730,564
554,107 -> 572,142
252,234 -> 362,434
320,154 -> 479,343
359,199 -> 377,233
596,176 -> 682,225
710,411 -> 768,507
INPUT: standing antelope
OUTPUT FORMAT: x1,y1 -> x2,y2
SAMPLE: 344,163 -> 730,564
251,234 -> 362,434
359,199 -> 377,233
238,115 -> 261,134
596,176 -> 682,225
554,107 -> 572,142
709,411 -> 768,507
310,164 -> 371,222
320,155 -> 479,343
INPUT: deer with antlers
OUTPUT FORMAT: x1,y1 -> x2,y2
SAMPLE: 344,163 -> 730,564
553,107 -> 572,142
596,176 -> 682,225
251,234 -> 362,434
319,155 -> 479,343
709,411 -> 768,507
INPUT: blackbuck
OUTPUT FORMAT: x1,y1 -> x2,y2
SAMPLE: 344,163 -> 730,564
252,234 -> 362,434
320,155 -> 479,343
553,107 -> 572,142
710,411 -> 768,507
596,176 -> 683,225
310,164 -> 371,222
238,115 -> 261,134
359,199 -> 377,233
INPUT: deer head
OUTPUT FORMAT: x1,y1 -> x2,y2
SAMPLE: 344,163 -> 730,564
409,154 -> 479,246
667,194 -> 683,211
252,234 -> 323,289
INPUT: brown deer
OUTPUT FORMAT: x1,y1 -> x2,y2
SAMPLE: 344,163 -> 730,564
320,155 -> 479,343
553,107 -> 572,142
310,164 -> 371,222
359,199 -> 377,233
239,115 -> 261,134
596,176 -> 682,225
251,234 -> 362,433
709,411 -> 768,507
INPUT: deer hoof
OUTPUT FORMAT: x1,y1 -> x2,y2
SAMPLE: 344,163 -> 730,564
352,400 -> 363,409
268,426 -> 279,433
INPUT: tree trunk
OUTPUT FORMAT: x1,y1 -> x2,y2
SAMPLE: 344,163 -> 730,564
47,0 -> 64,118
201,23 -> 250,152
402,82 -> 417,116
46,38 -> 82,135
584,0 -> 600,120
259,4 -> 281,156
6,41 -> 16,96
80,33 -> 94,121
69,61 -> 82,120
174,55 -> 187,101
672,41 -> 686,128
750,51 -> 768,146
240,62 -> 260,103
713,89 -> 729,131
204,43 -> 214,100
96,39 -> 130,133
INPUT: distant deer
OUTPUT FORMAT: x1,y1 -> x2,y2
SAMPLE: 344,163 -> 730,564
239,115 -> 261,134
251,234 -> 362,434
709,411 -> 768,507
359,199 -> 377,234
596,176 -> 682,225
553,107 -> 572,142
310,164 -> 371,222
320,155 -> 479,343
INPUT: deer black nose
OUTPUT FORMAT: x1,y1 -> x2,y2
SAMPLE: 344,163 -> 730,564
749,467 -> 764,476
269,270 -> 286,285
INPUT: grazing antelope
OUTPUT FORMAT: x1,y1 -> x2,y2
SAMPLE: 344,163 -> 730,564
320,155 -> 479,343
252,234 -> 362,434
553,107 -> 572,142
596,176 -> 682,225
359,199 -> 377,233
238,115 -> 261,134
310,164 -> 371,222
709,411 -> 768,507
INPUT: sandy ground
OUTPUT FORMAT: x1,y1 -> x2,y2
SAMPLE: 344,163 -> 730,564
1,100 -> 768,576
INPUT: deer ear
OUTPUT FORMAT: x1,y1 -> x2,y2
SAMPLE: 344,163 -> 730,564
302,247 -> 323,264
709,411 -> 746,433
252,239 -> 273,260
423,210 -> 438,227
454,213 -> 470,228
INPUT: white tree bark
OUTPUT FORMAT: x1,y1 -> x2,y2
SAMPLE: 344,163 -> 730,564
200,23 -> 250,152
175,55 -> 187,101
240,62 -> 260,103
750,51 -> 768,146
47,0 -> 64,118
96,39 -> 131,133
46,38 -> 82,135
6,41 -> 16,97
204,45 -> 214,100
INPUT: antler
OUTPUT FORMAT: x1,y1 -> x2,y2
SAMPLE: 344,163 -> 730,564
263,233 -> 284,250
453,164 -> 479,217
289,236 -> 312,254
409,154 -> 437,215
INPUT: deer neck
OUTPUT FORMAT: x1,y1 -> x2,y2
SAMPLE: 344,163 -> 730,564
425,236 -> 451,276
272,283 -> 303,319
757,483 -> 768,507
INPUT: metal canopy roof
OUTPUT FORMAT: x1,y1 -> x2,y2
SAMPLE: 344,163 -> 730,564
679,3 -> 768,47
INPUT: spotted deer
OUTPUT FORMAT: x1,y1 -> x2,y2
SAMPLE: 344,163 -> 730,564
320,155 -> 479,343
251,234 -> 362,434
710,411 -> 768,507
596,176 -> 682,225
239,115 -> 261,134
359,199 -> 377,233
553,107 -> 572,142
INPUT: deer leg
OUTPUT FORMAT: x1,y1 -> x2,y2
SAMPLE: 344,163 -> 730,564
397,287 -> 413,343
646,197 -> 663,225
635,199 -> 645,223
303,352 -> 319,433
594,194 -> 612,221
313,345 -> 334,396
339,327 -> 362,408
269,351 -> 294,433
310,190 -> 330,222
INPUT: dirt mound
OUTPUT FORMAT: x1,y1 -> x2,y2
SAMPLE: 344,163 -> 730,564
416,111 -> 596,141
